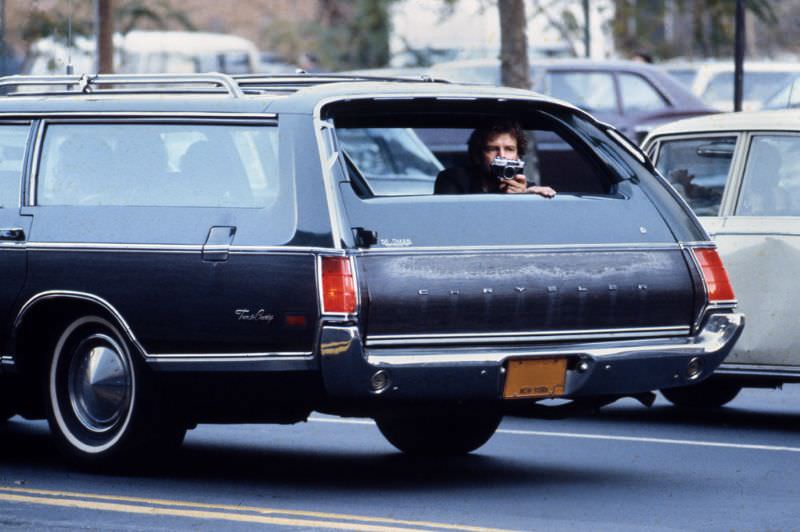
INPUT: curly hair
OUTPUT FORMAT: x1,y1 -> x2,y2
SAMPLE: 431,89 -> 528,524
467,119 -> 528,164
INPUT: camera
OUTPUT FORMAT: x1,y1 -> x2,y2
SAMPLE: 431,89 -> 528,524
490,157 -> 525,180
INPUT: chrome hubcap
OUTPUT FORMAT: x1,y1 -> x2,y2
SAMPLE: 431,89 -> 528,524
68,334 -> 131,433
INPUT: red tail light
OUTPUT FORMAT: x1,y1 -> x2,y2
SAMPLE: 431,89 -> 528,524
320,256 -> 357,314
692,248 -> 735,302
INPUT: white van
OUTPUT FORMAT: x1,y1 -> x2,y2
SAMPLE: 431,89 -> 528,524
24,31 -> 260,75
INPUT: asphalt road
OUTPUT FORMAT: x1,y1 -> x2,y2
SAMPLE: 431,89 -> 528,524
1,385 -> 799,531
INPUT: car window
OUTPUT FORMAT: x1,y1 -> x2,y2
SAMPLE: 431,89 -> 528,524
37,123 -> 279,208
336,128 -> 443,195
619,73 -> 668,113
0,125 -> 28,209
737,135 -> 800,216
655,136 -> 736,216
546,72 -> 617,113
703,71 -> 795,105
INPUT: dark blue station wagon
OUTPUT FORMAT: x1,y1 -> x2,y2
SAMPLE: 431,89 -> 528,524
0,73 -> 743,465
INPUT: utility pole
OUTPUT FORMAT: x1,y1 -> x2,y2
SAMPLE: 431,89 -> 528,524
583,0 -> 591,58
96,0 -> 114,74
733,0 -> 745,112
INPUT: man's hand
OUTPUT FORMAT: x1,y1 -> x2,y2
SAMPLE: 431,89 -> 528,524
498,174 -> 528,193
526,185 -> 556,198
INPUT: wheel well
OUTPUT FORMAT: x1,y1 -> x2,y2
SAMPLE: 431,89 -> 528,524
12,297 -> 136,418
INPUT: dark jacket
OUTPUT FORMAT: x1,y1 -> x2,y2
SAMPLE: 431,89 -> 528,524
434,165 -> 500,194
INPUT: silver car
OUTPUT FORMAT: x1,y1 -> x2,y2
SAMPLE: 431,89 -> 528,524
642,110 -> 800,407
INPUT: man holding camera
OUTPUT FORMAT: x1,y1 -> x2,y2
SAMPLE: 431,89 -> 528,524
434,120 -> 556,197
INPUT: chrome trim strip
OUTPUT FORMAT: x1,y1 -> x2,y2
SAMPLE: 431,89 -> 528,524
366,326 -> 690,347
715,363 -> 800,378
355,243 -> 683,255
14,290 -> 150,358
148,352 -> 312,360
23,242 -> 335,254
0,355 -> 14,366
367,313 -> 742,366
315,120 -> 345,250
29,119 -> 44,206
2,112 -> 278,119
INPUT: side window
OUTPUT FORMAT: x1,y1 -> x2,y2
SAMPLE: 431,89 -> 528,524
0,125 -> 29,208
37,123 -> 279,208
546,72 -> 617,113
655,136 -> 736,216
737,135 -> 800,216
618,73 -> 668,113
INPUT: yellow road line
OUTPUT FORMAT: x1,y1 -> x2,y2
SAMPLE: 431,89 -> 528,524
0,486 -> 515,532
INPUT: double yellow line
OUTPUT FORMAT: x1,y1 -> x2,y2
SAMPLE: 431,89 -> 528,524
0,486 -> 515,531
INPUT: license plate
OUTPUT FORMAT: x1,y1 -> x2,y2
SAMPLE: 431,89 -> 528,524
503,358 -> 567,399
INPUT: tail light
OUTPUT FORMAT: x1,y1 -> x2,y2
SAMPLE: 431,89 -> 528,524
320,256 -> 357,314
691,248 -> 735,303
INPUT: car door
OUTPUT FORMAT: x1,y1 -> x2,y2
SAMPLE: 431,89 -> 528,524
713,132 -> 800,367
0,123 -> 32,355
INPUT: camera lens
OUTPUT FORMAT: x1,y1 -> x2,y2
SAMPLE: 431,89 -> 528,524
503,166 -> 516,178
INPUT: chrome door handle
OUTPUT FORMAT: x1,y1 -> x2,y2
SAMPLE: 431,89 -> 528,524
0,227 -> 25,241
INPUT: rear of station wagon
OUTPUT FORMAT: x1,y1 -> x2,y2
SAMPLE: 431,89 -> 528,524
0,73 -> 742,465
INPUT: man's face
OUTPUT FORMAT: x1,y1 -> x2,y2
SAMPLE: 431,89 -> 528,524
481,132 -> 519,170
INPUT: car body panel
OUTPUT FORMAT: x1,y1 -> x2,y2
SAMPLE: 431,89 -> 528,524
644,110 -> 800,378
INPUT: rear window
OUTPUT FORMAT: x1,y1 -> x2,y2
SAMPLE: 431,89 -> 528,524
36,122 -> 279,208
336,110 -> 617,197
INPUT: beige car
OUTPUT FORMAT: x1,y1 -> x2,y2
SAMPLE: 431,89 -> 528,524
643,110 -> 800,407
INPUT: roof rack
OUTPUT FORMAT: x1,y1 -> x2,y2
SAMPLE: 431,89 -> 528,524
0,73 -> 244,98
233,73 -> 449,92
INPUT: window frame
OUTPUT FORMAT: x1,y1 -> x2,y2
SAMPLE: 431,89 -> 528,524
29,116 -> 280,209
616,71 -> 671,115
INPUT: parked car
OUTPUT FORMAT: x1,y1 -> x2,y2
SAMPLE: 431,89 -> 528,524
689,61 -> 800,112
0,73 -> 742,466
643,110 -> 800,408
762,74 -> 800,109
428,58 -> 714,142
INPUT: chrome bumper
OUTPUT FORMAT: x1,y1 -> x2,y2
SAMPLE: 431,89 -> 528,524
319,312 -> 744,400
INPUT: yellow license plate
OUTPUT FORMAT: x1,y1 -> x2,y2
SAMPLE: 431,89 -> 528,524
503,358 -> 567,399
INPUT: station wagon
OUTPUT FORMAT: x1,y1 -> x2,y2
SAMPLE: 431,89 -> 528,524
0,73 -> 742,465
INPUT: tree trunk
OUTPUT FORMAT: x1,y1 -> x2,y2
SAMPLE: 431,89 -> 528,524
96,0 -> 113,74
498,0 -> 530,89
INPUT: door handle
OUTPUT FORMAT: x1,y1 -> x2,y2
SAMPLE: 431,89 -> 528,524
0,227 -> 25,241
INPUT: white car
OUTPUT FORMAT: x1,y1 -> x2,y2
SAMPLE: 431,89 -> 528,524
690,61 -> 800,112
642,110 -> 800,407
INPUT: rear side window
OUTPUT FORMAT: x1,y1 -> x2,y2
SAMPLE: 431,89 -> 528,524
0,125 -> 29,208
546,72 -> 617,113
36,123 -> 279,208
655,136 -> 736,216
618,73 -> 668,113
737,135 -> 800,216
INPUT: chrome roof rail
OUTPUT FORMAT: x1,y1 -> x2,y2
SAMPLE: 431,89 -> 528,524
0,73 -> 245,98
233,73 -> 450,92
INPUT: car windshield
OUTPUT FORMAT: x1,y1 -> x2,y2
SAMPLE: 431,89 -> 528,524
336,128 -> 443,196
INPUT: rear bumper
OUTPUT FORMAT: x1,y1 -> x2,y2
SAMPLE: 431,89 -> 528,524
320,312 -> 744,400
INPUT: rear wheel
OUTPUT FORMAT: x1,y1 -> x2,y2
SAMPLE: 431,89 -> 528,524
376,407 -> 502,455
661,380 -> 742,409
47,316 -> 181,466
